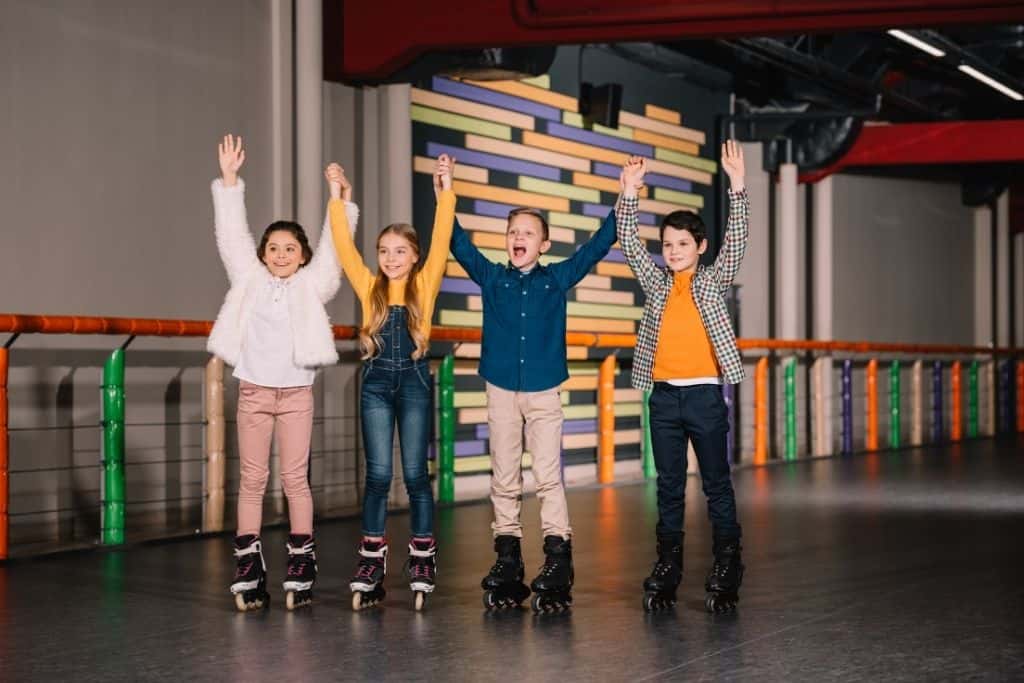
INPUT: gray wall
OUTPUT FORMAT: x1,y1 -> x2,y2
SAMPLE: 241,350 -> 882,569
832,174 -> 975,344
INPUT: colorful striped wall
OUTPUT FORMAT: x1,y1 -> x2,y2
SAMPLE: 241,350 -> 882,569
412,74 -> 719,474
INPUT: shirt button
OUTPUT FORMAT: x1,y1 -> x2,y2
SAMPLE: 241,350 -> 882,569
521,312 -> 525,317
521,359 -> 525,363
521,336 -> 526,340
522,291 -> 526,295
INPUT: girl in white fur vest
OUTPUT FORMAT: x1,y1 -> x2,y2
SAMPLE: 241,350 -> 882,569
208,134 -> 355,612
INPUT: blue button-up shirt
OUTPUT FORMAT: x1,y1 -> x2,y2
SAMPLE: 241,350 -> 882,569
449,211 -> 617,392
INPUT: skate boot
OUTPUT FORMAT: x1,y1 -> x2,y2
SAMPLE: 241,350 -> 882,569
230,534 -> 270,612
282,534 -> 317,611
704,537 -> 744,613
406,536 -> 437,611
529,535 -> 574,613
481,535 -> 531,610
349,538 -> 388,611
642,533 -> 683,612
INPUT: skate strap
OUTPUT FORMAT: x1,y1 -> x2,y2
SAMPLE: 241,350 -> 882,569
287,541 -> 315,555
233,541 -> 262,559
408,544 -> 436,558
358,545 -> 387,559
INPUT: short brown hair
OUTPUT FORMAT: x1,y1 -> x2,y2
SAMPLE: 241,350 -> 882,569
660,210 -> 706,244
506,207 -> 549,241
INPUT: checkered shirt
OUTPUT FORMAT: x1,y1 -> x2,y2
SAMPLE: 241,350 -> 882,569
615,190 -> 750,391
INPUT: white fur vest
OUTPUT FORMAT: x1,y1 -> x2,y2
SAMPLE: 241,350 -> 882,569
206,178 -> 358,369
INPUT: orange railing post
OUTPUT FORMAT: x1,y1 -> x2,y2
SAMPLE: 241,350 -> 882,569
866,359 -> 878,451
951,361 -> 962,442
597,353 -> 616,484
754,357 -> 769,464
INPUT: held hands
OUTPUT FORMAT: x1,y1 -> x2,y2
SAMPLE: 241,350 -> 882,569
432,153 -> 455,200
218,134 -> 245,187
324,163 -> 353,202
721,139 -> 745,192
619,155 -> 646,198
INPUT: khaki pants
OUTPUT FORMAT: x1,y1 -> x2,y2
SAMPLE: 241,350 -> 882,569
236,381 -> 315,536
485,382 -> 571,539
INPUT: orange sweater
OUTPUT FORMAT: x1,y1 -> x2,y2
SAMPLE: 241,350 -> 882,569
652,271 -> 720,380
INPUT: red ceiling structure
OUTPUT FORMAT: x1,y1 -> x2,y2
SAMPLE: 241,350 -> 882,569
326,0 -> 1024,83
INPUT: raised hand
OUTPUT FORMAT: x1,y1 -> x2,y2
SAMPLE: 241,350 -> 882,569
324,163 -> 352,202
434,153 -> 455,199
721,139 -> 745,191
218,134 -> 245,187
619,155 -> 646,198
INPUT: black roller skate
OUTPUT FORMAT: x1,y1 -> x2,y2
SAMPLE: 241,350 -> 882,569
642,534 -> 683,612
406,537 -> 437,611
704,537 -> 744,613
282,534 -> 317,611
529,535 -> 574,613
349,538 -> 387,611
481,535 -> 531,610
230,534 -> 270,612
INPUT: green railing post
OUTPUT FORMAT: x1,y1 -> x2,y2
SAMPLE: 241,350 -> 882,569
438,354 -> 455,504
641,389 -> 655,479
101,349 -> 126,545
968,360 -> 979,438
784,356 -> 797,461
889,360 -> 901,448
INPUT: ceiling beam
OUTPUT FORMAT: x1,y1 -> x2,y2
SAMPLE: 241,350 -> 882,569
327,0 -> 1024,83
800,119 -> 1024,182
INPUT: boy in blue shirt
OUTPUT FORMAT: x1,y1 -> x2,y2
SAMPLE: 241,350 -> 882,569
447,190 -> 617,611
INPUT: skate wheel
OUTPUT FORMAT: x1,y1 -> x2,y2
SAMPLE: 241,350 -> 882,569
530,594 -> 543,613
352,592 -> 363,611
482,591 -> 497,610
643,593 -> 656,612
235,593 -> 247,612
414,592 -> 425,611
286,591 -> 296,611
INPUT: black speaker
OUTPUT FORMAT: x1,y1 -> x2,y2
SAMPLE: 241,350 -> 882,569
579,82 -> 623,129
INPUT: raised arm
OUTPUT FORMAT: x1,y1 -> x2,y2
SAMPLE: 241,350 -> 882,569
549,206 -> 617,291
420,154 -> 457,296
307,200 -> 359,303
709,141 -> 749,288
211,134 -> 260,286
325,163 -> 373,301
615,156 -> 661,293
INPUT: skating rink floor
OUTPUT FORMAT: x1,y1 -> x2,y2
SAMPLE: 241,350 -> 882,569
1,436 -> 1022,682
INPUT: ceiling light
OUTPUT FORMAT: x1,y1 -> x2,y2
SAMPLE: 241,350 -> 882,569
887,29 -> 946,58
957,64 -> 1024,101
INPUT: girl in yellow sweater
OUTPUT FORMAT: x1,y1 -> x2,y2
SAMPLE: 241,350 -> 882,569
324,155 -> 456,611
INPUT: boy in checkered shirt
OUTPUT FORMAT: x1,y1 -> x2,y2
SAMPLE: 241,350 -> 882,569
615,141 -> 749,612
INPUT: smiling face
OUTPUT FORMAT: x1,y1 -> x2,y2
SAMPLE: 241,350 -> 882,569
661,225 -> 707,273
261,230 -> 307,278
377,229 -> 419,281
505,211 -> 550,270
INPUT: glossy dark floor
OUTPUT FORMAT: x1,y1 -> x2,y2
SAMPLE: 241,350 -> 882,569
2,437 -> 1022,682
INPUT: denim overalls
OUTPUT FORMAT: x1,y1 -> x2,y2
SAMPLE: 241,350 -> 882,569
359,306 -> 434,537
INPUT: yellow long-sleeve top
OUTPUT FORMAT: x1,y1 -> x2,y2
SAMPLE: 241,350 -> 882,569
329,190 -> 456,341
652,271 -> 721,380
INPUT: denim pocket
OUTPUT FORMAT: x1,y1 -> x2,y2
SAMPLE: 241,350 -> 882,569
413,362 -> 432,391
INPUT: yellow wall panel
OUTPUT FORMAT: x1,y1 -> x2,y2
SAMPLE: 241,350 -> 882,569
465,134 -> 590,172
644,104 -> 682,125
414,156 -> 488,184
465,79 -> 579,111
411,88 -> 535,130
619,111 -> 705,145
453,179 -> 569,213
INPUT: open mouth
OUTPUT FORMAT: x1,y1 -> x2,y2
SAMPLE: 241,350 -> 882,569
513,246 -> 526,258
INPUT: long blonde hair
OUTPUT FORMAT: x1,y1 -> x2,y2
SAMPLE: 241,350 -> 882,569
360,223 -> 428,360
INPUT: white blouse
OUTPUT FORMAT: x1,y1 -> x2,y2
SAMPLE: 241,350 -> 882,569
232,274 -> 317,388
